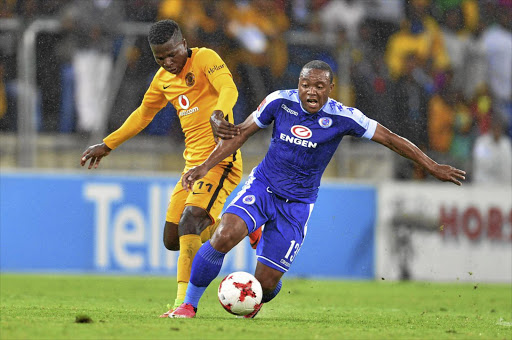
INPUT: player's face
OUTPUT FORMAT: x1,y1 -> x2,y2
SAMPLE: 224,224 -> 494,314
151,38 -> 188,75
298,69 -> 333,114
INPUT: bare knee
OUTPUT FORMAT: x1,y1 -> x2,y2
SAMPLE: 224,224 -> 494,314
179,206 -> 211,236
210,213 -> 248,253
209,225 -> 240,253
163,222 -> 180,251
164,239 -> 179,251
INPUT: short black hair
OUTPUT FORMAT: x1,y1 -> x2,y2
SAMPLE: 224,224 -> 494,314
300,60 -> 334,83
148,19 -> 183,45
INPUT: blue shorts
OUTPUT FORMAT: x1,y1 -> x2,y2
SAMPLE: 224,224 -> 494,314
225,172 -> 315,273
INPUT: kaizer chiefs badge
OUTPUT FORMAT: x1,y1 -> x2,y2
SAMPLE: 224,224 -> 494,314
185,72 -> 195,87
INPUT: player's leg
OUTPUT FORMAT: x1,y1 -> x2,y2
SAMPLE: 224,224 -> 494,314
163,221 -> 180,251
200,217 -> 221,243
175,205 -> 213,306
169,213 -> 249,318
242,261 -> 285,318
256,263 -> 284,304
160,180 -> 219,317
243,198 -> 314,318
169,163 -> 242,316
160,207 -> 214,318
159,215 -> 218,317
163,218 -> 214,250
170,174 -> 270,318
159,182 -> 188,317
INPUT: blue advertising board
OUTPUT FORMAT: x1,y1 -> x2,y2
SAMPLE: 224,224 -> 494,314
0,172 -> 375,278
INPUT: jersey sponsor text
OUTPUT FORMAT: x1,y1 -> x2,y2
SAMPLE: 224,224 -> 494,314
207,64 -> 225,75
281,103 -> 298,116
179,107 -> 199,117
280,133 -> 318,148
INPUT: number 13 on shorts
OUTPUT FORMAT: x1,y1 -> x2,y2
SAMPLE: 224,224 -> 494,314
284,240 -> 301,262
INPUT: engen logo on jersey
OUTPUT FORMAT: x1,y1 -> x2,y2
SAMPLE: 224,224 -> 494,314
291,125 -> 312,139
178,95 -> 190,109
280,125 -> 317,148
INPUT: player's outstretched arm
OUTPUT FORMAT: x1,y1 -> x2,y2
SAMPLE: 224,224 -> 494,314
102,105 -> 159,148
80,105 -> 160,169
210,110 -> 240,140
80,143 -> 112,169
182,114 -> 260,191
371,123 -> 466,185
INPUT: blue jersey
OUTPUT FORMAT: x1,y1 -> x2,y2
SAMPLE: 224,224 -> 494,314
252,89 -> 377,203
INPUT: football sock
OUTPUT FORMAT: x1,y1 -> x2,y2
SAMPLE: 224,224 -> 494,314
174,281 -> 187,307
200,218 -> 221,243
176,234 -> 202,301
172,298 -> 184,309
184,241 -> 226,308
199,227 -> 210,243
262,280 -> 282,303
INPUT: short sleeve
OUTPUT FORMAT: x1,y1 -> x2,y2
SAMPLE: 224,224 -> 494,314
252,91 -> 281,128
346,107 -> 377,139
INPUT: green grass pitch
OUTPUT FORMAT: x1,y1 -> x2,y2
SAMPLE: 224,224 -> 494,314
1,274 -> 510,339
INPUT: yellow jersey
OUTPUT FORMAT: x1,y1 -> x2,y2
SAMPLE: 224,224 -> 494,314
104,47 -> 241,170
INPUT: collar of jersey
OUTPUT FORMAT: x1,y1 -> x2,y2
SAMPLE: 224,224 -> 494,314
187,48 -> 192,58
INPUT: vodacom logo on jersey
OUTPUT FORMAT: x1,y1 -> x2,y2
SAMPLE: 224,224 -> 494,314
178,94 -> 199,117
290,125 -> 312,139
178,95 -> 190,109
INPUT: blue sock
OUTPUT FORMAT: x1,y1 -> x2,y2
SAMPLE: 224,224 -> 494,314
262,280 -> 282,303
184,241 -> 226,308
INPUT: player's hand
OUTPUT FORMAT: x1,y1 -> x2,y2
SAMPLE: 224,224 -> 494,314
80,143 -> 111,169
210,110 -> 240,140
182,164 -> 209,191
429,164 -> 466,186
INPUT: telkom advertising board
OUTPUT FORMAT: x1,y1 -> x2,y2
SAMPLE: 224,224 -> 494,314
0,172 -> 376,279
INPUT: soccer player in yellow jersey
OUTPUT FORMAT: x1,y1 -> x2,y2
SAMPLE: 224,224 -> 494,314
80,19 -> 261,317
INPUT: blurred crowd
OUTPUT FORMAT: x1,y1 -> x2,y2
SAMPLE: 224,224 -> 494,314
0,0 -> 511,183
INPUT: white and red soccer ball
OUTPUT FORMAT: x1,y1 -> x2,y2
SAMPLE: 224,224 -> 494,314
218,271 -> 262,316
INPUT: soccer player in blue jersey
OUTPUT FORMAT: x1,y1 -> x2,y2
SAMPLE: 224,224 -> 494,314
169,60 -> 466,318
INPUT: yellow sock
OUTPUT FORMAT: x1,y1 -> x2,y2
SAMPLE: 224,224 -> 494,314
176,234 -> 202,301
174,282 -> 187,308
199,226 -> 210,243
200,218 -> 221,243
